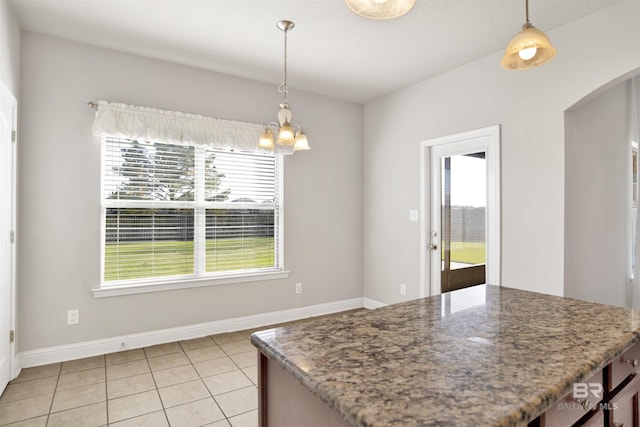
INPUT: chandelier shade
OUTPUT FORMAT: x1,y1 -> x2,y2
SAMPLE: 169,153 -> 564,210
293,132 -> 310,151
258,129 -> 275,150
501,0 -> 556,70
344,0 -> 415,20
277,122 -> 295,146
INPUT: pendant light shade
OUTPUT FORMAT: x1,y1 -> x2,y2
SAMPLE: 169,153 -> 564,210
501,0 -> 556,70
501,23 -> 556,70
345,0 -> 415,20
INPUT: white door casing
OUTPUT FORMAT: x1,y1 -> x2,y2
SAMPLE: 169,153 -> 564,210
419,125 -> 501,297
0,80 -> 17,393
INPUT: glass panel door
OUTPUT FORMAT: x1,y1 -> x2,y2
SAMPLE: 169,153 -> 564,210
440,152 -> 486,293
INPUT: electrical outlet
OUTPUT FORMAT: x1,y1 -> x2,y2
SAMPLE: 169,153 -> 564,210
400,283 -> 407,295
295,283 -> 303,294
67,309 -> 79,325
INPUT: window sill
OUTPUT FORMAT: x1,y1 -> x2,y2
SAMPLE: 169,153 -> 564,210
92,270 -> 290,298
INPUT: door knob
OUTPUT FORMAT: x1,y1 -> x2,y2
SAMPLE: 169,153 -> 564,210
429,244 -> 438,250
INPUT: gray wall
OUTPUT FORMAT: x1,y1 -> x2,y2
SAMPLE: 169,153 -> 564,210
363,0 -> 640,304
0,0 -> 20,96
18,32 -> 363,351
565,78 -> 640,307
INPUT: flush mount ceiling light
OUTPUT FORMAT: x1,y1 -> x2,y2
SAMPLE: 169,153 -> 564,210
500,0 -> 556,70
344,0 -> 415,20
258,20 -> 310,153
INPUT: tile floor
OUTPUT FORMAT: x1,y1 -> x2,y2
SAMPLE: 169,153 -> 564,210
0,326 -> 270,427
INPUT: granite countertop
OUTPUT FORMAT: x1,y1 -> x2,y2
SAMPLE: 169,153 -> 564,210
251,285 -> 640,427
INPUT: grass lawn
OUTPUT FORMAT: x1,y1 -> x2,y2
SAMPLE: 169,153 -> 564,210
448,241 -> 486,265
105,238 -> 484,281
104,237 -> 274,281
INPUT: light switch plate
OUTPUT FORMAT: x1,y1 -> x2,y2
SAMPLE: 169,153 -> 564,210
409,210 -> 419,222
67,309 -> 79,325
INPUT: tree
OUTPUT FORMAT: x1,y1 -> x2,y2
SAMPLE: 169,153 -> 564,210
108,139 -> 153,200
108,139 -> 230,202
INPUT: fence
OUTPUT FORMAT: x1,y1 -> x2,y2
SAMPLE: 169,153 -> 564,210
447,206 -> 485,243
105,208 -> 275,242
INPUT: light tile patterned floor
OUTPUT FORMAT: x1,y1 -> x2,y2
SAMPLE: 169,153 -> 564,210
0,327 -> 267,427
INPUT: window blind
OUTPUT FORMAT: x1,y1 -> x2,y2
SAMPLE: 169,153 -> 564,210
102,137 -> 281,283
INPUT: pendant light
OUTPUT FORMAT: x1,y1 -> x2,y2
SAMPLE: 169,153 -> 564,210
258,20 -> 310,153
344,0 -> 415,20
500,0 -> 556,70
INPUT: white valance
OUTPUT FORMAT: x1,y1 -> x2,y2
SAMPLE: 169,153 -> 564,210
92,101 -> 272,153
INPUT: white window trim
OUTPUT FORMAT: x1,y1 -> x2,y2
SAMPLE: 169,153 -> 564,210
96,137 -> 286,298
91,269 -> 290,298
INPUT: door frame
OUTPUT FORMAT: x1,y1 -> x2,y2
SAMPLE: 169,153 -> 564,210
0,80 -> 17,384
419,125 -> 501,297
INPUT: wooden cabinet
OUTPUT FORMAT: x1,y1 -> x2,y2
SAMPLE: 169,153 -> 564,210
535,342 -> 640,427
608,375 -> 640,427
540,370 -> 603,427
581,410 -> 605,426
258,353 -> 353,427
610,342 -> 640,391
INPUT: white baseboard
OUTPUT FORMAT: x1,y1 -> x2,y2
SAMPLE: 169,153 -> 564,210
363,297 -> 387,309
19,298 -> 365,369
11,353 -> 21,381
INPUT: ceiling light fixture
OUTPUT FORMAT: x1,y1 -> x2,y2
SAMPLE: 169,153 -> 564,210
344,0 -> 415,20
500,0 -> 556,70
258,20 -> 310,153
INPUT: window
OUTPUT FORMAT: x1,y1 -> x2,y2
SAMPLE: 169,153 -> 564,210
101,137 -> 283,287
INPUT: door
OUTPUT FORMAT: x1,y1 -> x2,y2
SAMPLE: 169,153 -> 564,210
420,125 -> 500,296
0,82 -> 16,393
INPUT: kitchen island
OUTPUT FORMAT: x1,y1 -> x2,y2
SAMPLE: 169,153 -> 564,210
251,285 -> 640,426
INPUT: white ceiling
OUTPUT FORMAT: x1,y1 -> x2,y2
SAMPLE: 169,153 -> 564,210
8,0 -> 624,103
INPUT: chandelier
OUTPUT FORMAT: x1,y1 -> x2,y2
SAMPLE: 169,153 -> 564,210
258,20 -> 310,153
500,0 -> 556,70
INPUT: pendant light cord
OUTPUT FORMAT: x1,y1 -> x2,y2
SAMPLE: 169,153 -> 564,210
525,0 -> 530,23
